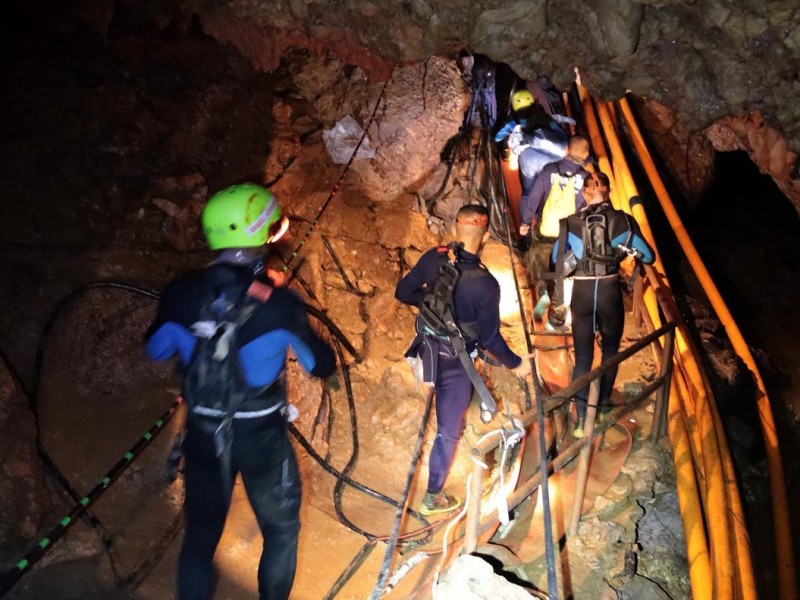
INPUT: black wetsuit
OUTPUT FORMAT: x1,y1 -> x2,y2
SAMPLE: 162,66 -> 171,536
552,202 -> 654,418
395,246 -> 521,493
146,262 -> 335,600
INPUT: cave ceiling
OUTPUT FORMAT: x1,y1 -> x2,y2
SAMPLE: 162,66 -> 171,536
50,0 -> 800,209
158,0 -> 800,149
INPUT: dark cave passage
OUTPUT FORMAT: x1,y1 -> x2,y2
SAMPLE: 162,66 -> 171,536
696,150 -> 800,574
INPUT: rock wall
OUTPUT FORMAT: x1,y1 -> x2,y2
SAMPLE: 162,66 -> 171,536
58,0 -> 800,210
0,360 -> 50,567
633,96 -> 800,212
172,0 -> 800,150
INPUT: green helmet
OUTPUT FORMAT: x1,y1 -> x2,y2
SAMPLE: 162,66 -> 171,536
201,184 -> 288,250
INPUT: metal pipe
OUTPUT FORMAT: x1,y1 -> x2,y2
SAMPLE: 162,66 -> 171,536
463,459 -> 485,554
475,375 -> 665,538
472,322 -> 675,458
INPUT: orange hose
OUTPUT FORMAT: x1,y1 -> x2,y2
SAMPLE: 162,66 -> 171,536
669,371 -> 714,600
583,89 -> 747,598
619,96 -> 793,600
595,98 -> 736,599
579,87 -> 727,598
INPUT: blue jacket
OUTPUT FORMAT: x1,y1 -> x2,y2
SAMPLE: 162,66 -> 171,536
395,246 -> 521,369
146,263 -> 335,405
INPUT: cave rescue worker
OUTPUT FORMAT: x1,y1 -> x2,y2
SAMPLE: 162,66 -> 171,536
519,135 -> 592,318
495,89 -> 573,201
395,204 -> 531,516
145,183 -> 336,600
520,135 -> 592,240
526,75 -> 568,119
549,172 -> 654,438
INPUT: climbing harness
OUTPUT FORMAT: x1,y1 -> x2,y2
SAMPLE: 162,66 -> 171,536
183,278 -> 285,499
414,242 -> 499,422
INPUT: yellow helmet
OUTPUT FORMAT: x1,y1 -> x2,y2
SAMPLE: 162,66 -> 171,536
511,89 -> 535,112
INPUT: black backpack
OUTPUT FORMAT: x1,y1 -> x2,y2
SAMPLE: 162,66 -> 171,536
183,286 -> 263,495
580,205 -> 634,277
553,204 -> 635,306
415,243 -> 499,421
416,244 -> 487,343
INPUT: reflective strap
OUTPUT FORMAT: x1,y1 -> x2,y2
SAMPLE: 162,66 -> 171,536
193,403 -> 284,419
573,274 -> 617,280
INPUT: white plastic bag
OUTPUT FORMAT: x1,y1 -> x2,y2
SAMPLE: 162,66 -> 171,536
322,115 -> 375,164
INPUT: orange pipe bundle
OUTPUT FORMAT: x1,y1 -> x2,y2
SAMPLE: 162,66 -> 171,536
617,96 -> 795,600
577,84 -> 762,599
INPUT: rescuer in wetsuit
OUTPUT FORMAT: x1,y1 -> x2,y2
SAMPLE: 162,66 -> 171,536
395,204 -> 531,515
146,183 -> 335,600
550,173 -> 654,438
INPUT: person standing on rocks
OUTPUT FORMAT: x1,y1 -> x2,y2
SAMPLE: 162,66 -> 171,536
145,183 -> 335,600
395,203 -> 531,516
549,172 -> 654,438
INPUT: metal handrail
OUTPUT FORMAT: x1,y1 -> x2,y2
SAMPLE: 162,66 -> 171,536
463,321 -> 676,554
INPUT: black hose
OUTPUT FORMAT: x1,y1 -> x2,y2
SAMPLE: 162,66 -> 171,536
0,398 -> 182,597
330,337 -> 373,538
369,387 -> 435,600
322,540 -> 377,600
7,277 -> 392,599
27,283 -> 163,563
487,143 -> 559,598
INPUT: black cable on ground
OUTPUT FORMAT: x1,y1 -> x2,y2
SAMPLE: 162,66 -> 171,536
322,236 -> 366,296
369,387 -> 435,600
0,398 -> 182,598
4,277 -> 384,597
330,336 -> 376,539
26,283 -> 163,576
323,541 -> 378,600
423,85 -> 481,210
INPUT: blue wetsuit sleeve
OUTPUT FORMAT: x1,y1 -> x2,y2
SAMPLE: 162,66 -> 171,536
494,120 -> 516,143
145,278 -> 199,366
237,291 -> 335,386
476,278 -> 521,369
631,236 -> 654,264
552,231 -> 583,263
395,248 -> 438,307
610,214 -> 655,264
146,322 -> 196,365
628,217 -> 655,264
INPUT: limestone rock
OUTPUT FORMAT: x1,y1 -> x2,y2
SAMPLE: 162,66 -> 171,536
435,554 -> 535,600
0,359 -> 51,567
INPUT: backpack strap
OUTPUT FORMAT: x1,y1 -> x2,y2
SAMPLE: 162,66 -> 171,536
553,217 -> 569,306
416,244 -> 499,420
